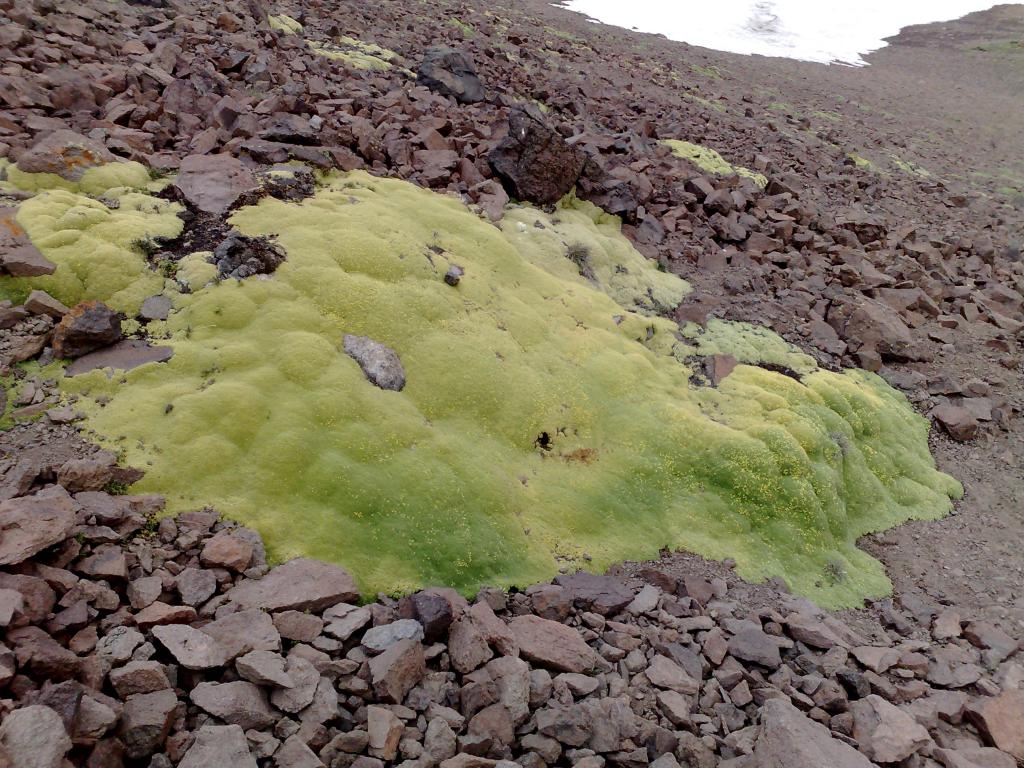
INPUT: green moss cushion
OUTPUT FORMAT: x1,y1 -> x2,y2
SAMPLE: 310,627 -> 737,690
1,167 -> 961,606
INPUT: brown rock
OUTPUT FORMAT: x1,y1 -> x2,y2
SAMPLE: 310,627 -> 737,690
23,290 -> 69,318
200,608 -> 281,659
51,301 -> 122,359
151,624 -> 229,669
965,690 -> 1024,760
178,724 -> 258,768
120,689 -> 177,759
17,130 -> 115,181
273,610 -> 324,643
0,486 -> 76,566
224,557 -> 358,612
200,531 -> 253,572
133,601 -> 197,629
367,705 -> 403,760
932,404 -> 980,442
553,572 -> 633,616
509,615 -> 598,673
173,154 -> 261,215
109,661 -> 171,698
851,694 -> 931,763
369,637 -> 426,703
190,681 -> 276,730
753,698 -> 872,768
0,207 -> 55,277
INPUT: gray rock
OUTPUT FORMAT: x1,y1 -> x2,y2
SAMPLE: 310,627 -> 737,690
343,334 -> 406,391
179,724 -> 258,768
323,603 -> 372,640
173,154 -> 261,215
200,608 -> 281,659
152,624 -> 229,670
96,626 -> 145,664
645,655 -> 700,694
237,650 -> 294,688
362,619 -> 424,652
728,626 -> 783,669
369,637 -> 426,704
190,681 -> 277,730
269,657 -> 319,713
275,733 -> 323,767
140,295 -> 173,321
127,576 -> 163,610
64,339 -> 173,377
0,705 -> 72,768
417,47 -> 484,104
176,567 -> 217,606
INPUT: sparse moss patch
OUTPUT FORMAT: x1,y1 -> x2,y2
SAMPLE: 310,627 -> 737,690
268,14 -> 303,34
662,140 -> 768,188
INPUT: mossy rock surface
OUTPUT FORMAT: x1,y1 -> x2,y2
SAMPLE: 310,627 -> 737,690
1,168 -> 961,606
662,140 -> 768,187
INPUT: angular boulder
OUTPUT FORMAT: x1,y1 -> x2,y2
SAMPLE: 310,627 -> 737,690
489,106 -> 587,205
51,301 -> 122,359
0,486 -> 77,566
753,698 -> 873,768
509,615 -> 598,673
173,153 -> 261,214
0,207 -> 55,277
178,724 -> 258,768
417,47 -> 484,104
851,694 -> 931,763
0,705 -> 72,768
966,690 -> 1024,760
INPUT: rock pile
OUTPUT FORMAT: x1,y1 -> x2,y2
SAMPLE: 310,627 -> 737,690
0,454 -> 1020,766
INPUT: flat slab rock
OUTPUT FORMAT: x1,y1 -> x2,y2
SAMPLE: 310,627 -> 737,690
509,614 -> 599,673
752,698 -> 874,768
0,486 -> 76,566
65,339 -> 173,377
173,153 -> 261,215
224,557 -> 359,612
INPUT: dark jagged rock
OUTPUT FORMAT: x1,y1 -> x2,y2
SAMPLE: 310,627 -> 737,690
417,47 -> 485,104
489,107 -> 587,205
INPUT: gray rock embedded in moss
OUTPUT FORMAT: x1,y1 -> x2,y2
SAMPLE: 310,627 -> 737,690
343,333 -> 406,391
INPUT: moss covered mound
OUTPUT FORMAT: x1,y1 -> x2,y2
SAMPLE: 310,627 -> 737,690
2,168 -> 961,606
662,140 -> 768,188
0,159 -> 182,314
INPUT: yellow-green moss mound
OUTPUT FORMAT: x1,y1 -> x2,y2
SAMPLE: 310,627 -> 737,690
2,169 -> 961,606
0,159 -> 182,314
